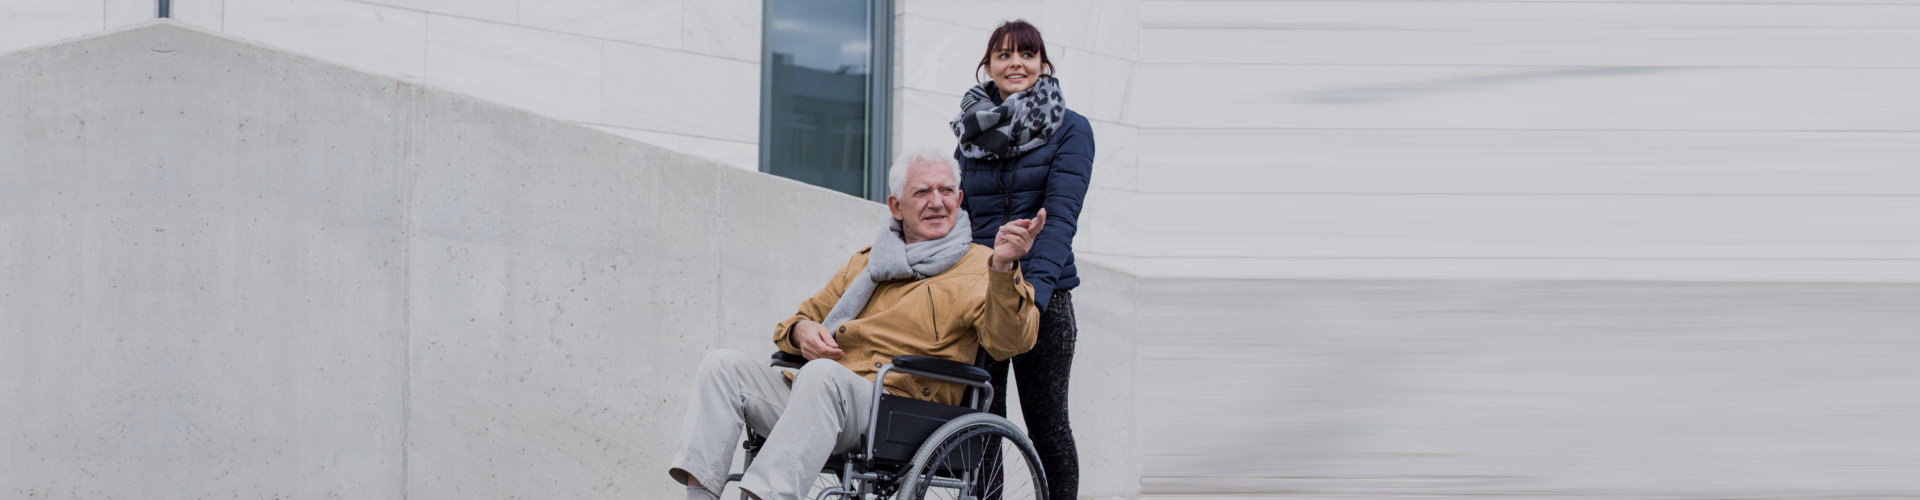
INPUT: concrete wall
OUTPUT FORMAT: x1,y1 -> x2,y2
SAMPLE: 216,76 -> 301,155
0,22 -> 899,498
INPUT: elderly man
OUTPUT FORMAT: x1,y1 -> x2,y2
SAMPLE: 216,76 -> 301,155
668,150 -> 1045,500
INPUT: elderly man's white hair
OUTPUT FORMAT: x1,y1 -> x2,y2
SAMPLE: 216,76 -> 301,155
886,148 -> 963,198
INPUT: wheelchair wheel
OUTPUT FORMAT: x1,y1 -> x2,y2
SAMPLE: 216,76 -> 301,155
898,413 -> 1046,500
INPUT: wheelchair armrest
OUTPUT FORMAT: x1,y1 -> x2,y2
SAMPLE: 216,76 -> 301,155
769,351 -> 807,369
891,355 -> 990,384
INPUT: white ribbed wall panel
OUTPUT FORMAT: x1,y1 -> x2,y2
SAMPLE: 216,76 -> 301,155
1132,1 -> 1920,498
0,1 -> 107,51
225,0 -> 428,81
1129,0 -> 1920,281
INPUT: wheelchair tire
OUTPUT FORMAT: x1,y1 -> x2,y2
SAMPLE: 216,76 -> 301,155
898,412 -> 1047,500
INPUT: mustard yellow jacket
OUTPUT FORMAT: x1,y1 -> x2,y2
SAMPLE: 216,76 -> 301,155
775,244 -> 1039,406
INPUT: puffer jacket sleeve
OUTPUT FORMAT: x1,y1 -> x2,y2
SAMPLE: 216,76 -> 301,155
1025,117 -> 1093,312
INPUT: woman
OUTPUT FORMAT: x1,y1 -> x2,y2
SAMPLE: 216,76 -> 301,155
950,19 -> 1092,499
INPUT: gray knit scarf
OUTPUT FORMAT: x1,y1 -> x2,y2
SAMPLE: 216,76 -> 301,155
821,211 -> 975,334
950,76 -> 1066,161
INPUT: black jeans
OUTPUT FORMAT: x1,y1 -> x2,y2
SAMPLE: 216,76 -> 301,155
984,289 -> 1078,499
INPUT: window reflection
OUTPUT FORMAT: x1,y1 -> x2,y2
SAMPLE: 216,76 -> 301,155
764,0 -> 874,198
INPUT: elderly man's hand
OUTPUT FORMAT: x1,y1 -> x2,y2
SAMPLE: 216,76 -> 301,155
989,208 -> 1046,272
793,319 -> 843,360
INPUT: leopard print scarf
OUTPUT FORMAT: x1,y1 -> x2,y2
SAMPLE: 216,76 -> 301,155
950,75 -> 1065,161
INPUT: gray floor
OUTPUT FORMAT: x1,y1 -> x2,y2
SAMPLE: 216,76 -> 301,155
1136,279 -> 1920,498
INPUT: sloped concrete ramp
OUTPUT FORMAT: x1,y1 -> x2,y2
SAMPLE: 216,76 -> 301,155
0,21 -> 898,498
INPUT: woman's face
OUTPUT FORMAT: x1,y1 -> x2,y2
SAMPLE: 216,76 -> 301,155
986,36 -> 1044,98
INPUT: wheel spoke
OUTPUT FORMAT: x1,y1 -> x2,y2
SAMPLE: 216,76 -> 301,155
906,416 -> 1044,500
988,432 -> 1008,500
806,471 -> 840,499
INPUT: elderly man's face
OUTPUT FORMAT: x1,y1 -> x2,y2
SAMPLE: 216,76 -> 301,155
887,161 -> 963,244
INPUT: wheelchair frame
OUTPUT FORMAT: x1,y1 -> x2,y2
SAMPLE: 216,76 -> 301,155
723,351 -> 1044,500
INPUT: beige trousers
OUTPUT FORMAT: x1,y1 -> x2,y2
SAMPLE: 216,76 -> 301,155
668,349 -> 875,500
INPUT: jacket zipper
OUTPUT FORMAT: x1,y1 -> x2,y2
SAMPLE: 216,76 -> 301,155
999,159 -> 1016,221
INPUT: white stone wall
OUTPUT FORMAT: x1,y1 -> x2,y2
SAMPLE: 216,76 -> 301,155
1129,0 -> 1920,282
0,0 -> 162,50
1,0 -> 763,171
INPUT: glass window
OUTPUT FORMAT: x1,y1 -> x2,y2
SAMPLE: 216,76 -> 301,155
761,0 -> 891,201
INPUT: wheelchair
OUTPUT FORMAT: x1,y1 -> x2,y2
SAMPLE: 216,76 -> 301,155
721,351 -> 1047,500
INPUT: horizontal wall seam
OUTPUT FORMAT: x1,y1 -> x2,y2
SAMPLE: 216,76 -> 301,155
1131,61 -> 1920,70
1109,192 -> 1920,198
330,0 -> 761,65
1136,127 -> 1920,133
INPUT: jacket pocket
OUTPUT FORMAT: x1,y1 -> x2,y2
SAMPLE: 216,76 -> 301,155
925,287 -> 942,343
925,284 -> 970,348
870,353 -> 915,399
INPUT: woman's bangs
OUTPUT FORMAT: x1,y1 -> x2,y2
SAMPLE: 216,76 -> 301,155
991,25 -> 1047,55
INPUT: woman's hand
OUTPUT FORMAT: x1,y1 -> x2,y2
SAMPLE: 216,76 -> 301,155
990,208 -> 1046,272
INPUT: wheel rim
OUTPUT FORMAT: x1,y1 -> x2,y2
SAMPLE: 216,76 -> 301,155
807,471 -> 842,498
911,425 -> 1044,500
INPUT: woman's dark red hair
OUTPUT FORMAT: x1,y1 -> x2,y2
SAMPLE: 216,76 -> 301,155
976,20 -> 1054,83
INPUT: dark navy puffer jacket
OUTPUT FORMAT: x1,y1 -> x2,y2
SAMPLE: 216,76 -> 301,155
956,108 -> 1094,313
